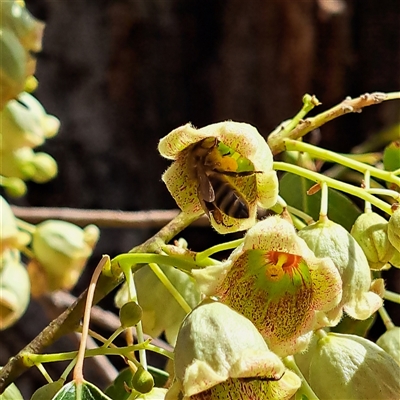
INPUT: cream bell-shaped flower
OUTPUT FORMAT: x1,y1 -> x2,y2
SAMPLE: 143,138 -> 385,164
300,332 -> 400,400
193,216 -> 343,357
0,249 -> 31,330
298,219 -> 383,320
28,220 -> 99,295
166,300 -> 301,400
158,121 -> 279,233
351,212 -> 395,270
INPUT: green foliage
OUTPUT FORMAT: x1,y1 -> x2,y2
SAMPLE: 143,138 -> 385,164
279,172 -> 361,231
52,381 -> 112,400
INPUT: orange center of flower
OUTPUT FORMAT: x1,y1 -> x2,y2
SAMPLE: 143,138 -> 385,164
265,251 -> 302,281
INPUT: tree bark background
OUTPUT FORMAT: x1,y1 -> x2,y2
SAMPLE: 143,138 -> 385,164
2,0 -> 399,397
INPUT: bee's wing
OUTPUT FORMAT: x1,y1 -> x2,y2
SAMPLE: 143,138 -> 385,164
197,172 -> 215,202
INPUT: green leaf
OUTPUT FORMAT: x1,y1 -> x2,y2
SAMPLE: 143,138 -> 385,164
30,380 -> 64,400
52,381 -> 112,400
383,141 -> 400,172
279,172 -> 361,231
104,368 -> 132,400
0,382 -> 23,400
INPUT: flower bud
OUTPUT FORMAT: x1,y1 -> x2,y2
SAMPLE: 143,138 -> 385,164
306,332 -> 400,399
388,207 -> 400,252
167,300 -> 301,400
0,147 -> 36,180
0,195 -> 30,254
351,212 -> 395,270
298,219 -> 382,320
0,28 -> 26,109
0,249 -> 30,330
30,379 -> 64,400
30,220 -> 99,294
2,177 -> 27,197
376,327 -> 400,365
132,367 -> 154,394
119,301 -> 142,328
31,152 -> 58,183
0,92 -> 60,151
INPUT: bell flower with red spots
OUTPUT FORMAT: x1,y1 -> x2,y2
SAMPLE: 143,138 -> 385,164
158,121 -> 279,233
193,216 -> 343,356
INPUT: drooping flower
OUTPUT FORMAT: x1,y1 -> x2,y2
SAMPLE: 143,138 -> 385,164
0,249 -> 30,330
351,211 -> 395,270
28,220 -> 99,295
158,121 -> 279,233
193,216 -> 343,356
166,300 -> 301,400
376,326 -> 400,366
296,331 -> 400,400
298,219 -> 384,320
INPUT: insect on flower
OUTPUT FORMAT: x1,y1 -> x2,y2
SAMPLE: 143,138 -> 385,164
186,137 -> 262,225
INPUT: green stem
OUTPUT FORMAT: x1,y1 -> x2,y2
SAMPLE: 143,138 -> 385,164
384,290 -> 400,304
283,356 -> 320,400
364,170 -> 372,213
196,239 -> 244,262
102,327 -> 125,348
15,218 -> 36,234
283,139 -> 400,187
365,188 -> 400,201
319,182 -> 328,221
111,253 -> 202,276
24,341 -> 173,365
378,306 -> 395,330
287,205 -> 314,225
148,263 -> 192,314
281,94 -> 319,134
35,363 -> 53,383
273,162 -> 392,215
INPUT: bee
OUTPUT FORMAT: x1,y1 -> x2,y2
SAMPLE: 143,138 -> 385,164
187,137 -> 261,223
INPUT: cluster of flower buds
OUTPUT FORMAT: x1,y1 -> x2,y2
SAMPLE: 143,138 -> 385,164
0,195 -> 99,329
0,1 -> 59,196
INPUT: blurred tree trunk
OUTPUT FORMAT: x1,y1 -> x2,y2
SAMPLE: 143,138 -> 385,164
2,0 -> 399,397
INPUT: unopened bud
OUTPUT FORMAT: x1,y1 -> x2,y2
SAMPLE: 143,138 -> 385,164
351,212 -> 395,270
132,367 -> 154,394
31,152 -> 58,183
119,301 -> 142,328
388,207 -> 400,252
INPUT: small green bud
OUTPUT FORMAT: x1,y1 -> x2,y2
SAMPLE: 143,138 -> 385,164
351,212 -> 395,270
132,367 -> 154,394
388,207 -> 400,252
119,301 -> 143,328
2,177 -> 27,197
31,152 -> 58,183
376,327 -> 400,365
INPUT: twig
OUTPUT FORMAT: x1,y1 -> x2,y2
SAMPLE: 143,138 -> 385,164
268,92 -> 400,155
11,206 -> 209,228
